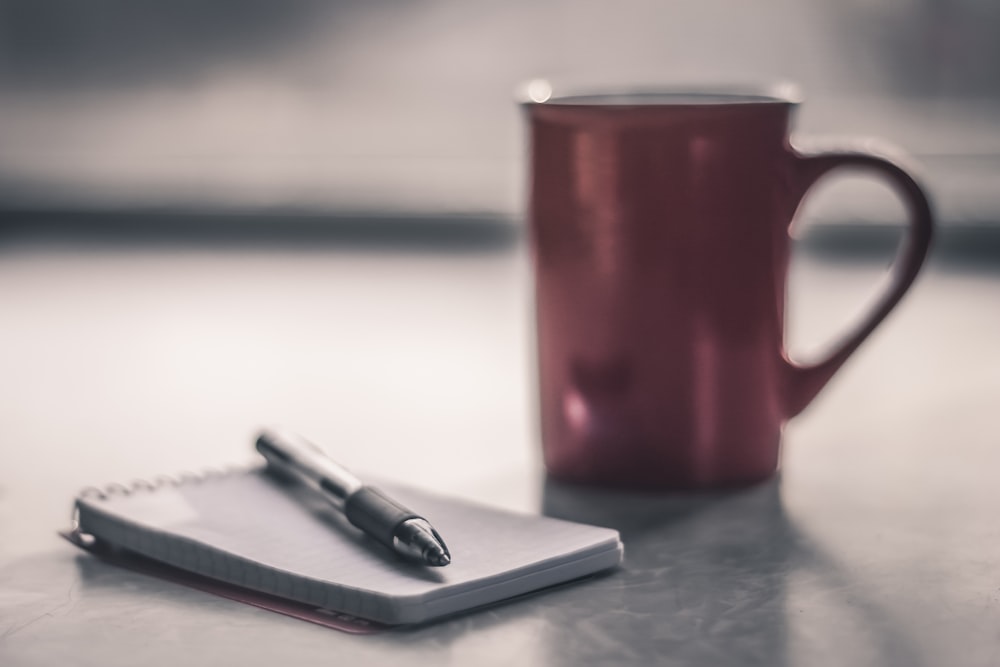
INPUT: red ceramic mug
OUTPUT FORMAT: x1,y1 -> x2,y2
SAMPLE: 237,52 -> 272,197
525,85 -> 933,490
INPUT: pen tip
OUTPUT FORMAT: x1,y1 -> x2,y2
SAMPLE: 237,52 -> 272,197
425,548 -> 451,567
394,518 -> 452,566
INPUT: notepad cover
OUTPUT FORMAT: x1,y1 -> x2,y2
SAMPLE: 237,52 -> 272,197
72,468 -> 623,625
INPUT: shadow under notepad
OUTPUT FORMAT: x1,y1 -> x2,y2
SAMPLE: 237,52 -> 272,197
63,534 -> 385,634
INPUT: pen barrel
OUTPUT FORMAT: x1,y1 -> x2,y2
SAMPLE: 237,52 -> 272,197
256,430 -> 449,565
344,487 -> 419,548
256,430 -> 362,504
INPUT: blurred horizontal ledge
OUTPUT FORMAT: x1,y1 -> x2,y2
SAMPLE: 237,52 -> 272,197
1,207 -> 997,272
0,208 -> 520,253
0,152 -> 997,228
796,221 -> 1000,271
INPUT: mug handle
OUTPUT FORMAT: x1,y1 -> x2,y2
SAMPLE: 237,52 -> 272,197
782,139 -> 934,418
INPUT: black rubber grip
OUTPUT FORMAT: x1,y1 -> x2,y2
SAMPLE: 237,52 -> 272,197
344,486 -> 419,547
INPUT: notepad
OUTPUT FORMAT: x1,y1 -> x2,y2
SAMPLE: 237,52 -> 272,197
69,468 -> 623,627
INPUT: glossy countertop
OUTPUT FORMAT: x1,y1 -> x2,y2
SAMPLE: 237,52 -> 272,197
1,218 -> 998,666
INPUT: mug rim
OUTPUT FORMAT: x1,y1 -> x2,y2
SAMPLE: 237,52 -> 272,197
519,80 -> 802,108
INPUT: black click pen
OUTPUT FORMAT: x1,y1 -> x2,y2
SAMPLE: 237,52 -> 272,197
255,429 -> 451,567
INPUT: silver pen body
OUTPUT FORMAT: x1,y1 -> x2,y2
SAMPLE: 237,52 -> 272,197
255,429 -> 451,566
256,429 -> 361,507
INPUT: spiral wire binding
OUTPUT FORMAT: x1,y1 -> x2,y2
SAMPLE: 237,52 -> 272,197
71,463 -> 255,530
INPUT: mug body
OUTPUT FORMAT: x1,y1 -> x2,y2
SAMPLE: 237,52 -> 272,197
528,90 -> 798,489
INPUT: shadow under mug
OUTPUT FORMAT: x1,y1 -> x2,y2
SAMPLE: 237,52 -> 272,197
524,84 -> 933,490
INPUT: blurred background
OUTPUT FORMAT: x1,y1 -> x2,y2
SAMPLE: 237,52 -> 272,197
1,0 -> 999,226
